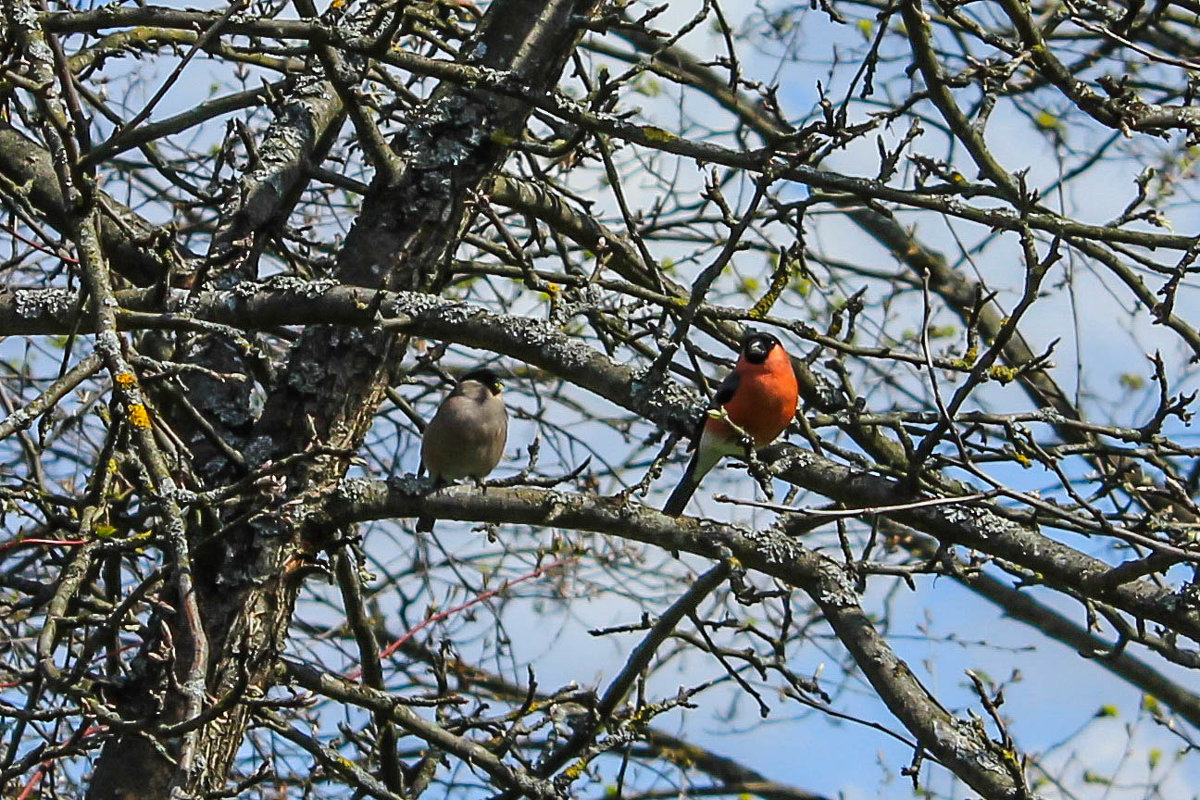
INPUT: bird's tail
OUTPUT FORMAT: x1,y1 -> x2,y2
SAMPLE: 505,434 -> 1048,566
663,452 -> 700,516
416,478 -> 444,532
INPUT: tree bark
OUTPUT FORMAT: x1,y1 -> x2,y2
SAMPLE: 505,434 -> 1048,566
85,0 -> 601,795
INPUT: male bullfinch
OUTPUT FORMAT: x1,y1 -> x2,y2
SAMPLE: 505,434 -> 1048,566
417,367 -> 508,532
663,332 -> 799,516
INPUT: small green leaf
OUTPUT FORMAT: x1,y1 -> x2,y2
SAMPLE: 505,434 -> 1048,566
632,76 -> 663,98
927,324 -> 957,340
1034,110 -> 1060,131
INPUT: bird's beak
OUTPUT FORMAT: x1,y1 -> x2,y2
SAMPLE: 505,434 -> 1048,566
746,340 -> 770,360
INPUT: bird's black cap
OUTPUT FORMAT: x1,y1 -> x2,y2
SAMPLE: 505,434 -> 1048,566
741,331 -> 781,363
460,367 -> 503,392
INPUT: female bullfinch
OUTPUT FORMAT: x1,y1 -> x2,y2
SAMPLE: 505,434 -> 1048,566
663,332 -> 799,516
417,367 -> 508,532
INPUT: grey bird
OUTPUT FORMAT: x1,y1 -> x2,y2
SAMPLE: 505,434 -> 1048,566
416,367 -> 508,532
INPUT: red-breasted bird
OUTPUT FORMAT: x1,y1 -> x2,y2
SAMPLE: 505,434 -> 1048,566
417,368 -> 508,532
663,332 -> 799,516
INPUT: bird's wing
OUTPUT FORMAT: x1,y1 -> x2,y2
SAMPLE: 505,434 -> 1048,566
677,369 -> 741,451
711,370 -> 741,408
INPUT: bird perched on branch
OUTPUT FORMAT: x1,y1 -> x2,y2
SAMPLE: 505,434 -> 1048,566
663,332 -> 799,516
417,367 -> 508,532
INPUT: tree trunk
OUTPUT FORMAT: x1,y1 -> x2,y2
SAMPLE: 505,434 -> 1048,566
85,0 -> 600,795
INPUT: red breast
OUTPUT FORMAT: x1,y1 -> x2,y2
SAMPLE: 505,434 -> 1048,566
706,344 -> 798,446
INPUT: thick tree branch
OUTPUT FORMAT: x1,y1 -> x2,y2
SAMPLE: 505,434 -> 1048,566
319,480 -> 1032,800
7,281 -> 1198,641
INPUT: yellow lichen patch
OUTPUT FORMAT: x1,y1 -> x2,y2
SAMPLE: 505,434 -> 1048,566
114,372 -> 138,389
641,126 -> 677,144
750,261 -> 789,319
988,365 -> 1020,384
660,744 -> 699,767
128,403 -> 152,429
